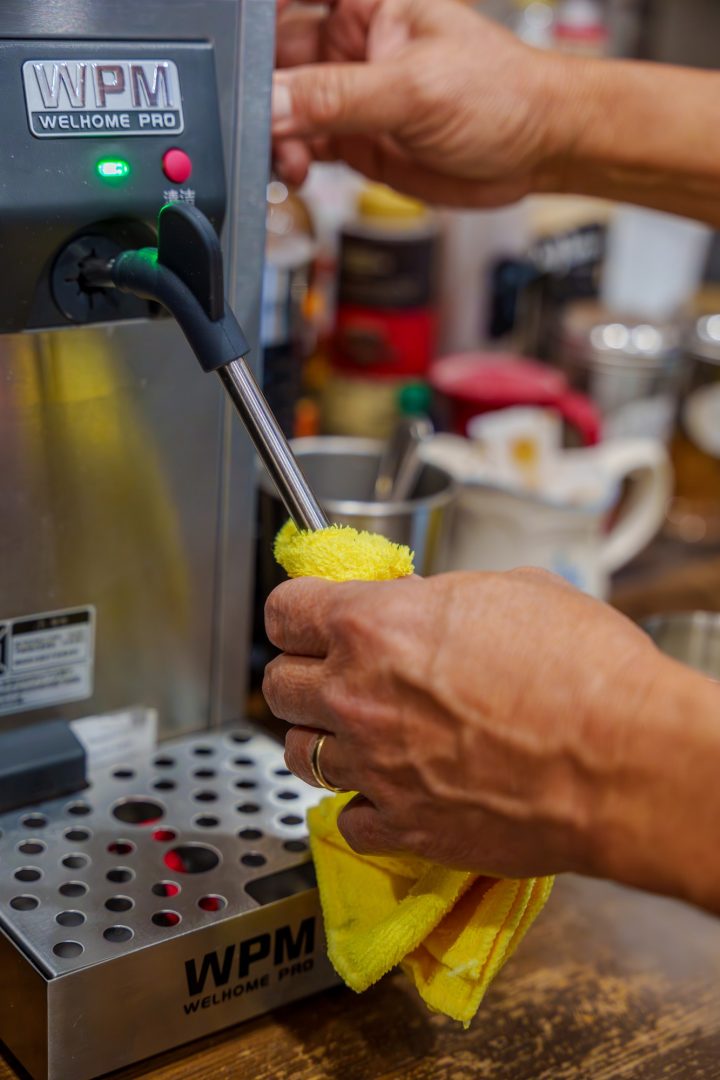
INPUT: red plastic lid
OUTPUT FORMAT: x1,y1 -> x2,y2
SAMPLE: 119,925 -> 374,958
554,21 -> 609,41
430,353 -> 569,408
430,352 -> 602,445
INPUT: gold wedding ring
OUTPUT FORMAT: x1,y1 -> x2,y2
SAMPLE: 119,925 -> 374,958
310,733 -> 346,793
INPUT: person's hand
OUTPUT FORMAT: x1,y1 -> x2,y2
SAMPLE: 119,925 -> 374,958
272,0 -> 572,206
264,569 -> 651,879
263,569 -> 720,910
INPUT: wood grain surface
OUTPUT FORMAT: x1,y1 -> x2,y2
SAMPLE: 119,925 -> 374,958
111,876 -> 720,1080
3,875 -> 720,1080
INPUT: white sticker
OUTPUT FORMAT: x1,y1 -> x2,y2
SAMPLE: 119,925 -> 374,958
71,707 -> 158,770
0,607 -> 94,716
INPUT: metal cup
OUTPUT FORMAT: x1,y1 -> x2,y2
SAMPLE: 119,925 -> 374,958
257,436 -> 457,595
643,612 -> 720,680
557,301 -> 687,443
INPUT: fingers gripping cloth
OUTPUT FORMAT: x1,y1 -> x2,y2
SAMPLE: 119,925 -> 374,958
274,521 -> 554,1026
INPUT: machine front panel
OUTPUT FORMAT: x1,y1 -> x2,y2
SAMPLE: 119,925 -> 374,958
0,1 -> 274,737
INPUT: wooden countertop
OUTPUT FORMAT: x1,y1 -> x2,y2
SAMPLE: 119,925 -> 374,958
4,541 -> 720,1080
4,875 -> 720,1080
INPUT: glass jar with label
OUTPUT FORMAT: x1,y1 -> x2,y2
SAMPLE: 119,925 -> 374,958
332,183 -> 439,381
322,183 -> 439,437
556,301 -> 688,445
666,314 -> 720,544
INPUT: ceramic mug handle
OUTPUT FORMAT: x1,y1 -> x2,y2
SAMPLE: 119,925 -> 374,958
596,439 -> 673,574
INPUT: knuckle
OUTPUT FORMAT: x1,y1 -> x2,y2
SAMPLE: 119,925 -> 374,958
261,660 -> 281,708
401,826 -> 435,858
321,677 -> 362,731
404,64 -> 432,115
306,70 -> 346,127
338,806 -> 392,856
509,566 -> 559,586
264,588 -> 286,645
330,587 -> 382,647
283,733 -> 304,776
331,606 -> 368,650
406,50 -> 450,111
337,814 -> 369,854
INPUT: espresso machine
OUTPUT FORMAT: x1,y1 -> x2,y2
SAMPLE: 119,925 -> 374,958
0,4 -> 337,1078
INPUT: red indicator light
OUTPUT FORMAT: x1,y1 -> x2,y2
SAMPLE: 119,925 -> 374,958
162,148 -> 192,184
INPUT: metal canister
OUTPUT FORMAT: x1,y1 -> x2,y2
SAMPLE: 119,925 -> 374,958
557,301 -> 687,443
332,184 -> 439,380
643,612 -> 720,680
666,314 -> 720,543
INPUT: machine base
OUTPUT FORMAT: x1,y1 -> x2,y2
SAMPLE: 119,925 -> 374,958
0,724 -> 339,1080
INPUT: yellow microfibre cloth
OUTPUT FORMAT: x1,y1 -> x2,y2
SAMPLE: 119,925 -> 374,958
274,521 -> 554,1026
274,520 -> 414,581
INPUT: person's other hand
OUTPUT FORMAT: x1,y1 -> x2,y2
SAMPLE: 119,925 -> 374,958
264,570 -> 671,878
272,0 -> 572,206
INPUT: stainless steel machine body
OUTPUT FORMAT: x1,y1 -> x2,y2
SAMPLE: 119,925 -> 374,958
0,5 -> 339,1077
0,0 -> 273,738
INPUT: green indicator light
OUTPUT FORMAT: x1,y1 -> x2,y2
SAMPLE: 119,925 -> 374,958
96,158 -> 130,180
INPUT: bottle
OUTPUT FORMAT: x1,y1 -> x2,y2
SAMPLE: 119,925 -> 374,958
554,0 -> 609,56
321,183 -> 440,438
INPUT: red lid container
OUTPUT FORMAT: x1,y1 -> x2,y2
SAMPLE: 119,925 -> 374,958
430,353 -> 602,444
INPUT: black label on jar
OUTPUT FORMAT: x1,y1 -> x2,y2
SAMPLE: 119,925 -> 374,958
338,230 -> 437,310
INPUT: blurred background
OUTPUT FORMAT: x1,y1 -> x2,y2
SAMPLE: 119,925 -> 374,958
251,0 -> 720,688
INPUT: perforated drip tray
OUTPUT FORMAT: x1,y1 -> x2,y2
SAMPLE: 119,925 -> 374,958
0,724 -> 339,1080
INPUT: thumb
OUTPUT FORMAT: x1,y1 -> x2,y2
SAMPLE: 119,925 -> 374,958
272,62 -> 409,138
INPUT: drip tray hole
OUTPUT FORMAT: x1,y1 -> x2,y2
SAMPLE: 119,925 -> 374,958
18,841 -> 45,856
152,910 -> 181,928
21,814 -> 47,829
53,941 -> 83,959
106,896 -> 133,913
199,894 -> 227,912
56,910 -> 85,928
10,896 -> 39,911
112,798 -> 165,825
104,925 -> 133,943
64,828 -> 91,842
62,854 -> 89,870
59,881 -> 87,898
163,843 -> 220,874
152,881 -> 181,898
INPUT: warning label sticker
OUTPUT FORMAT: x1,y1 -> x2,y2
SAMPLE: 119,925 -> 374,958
0,607 -> 94,717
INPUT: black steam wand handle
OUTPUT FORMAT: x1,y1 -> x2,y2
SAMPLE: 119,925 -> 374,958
89,203 -> 328,532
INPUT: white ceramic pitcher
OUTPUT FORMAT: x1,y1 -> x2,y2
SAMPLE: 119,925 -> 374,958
421,435 -> 672,598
